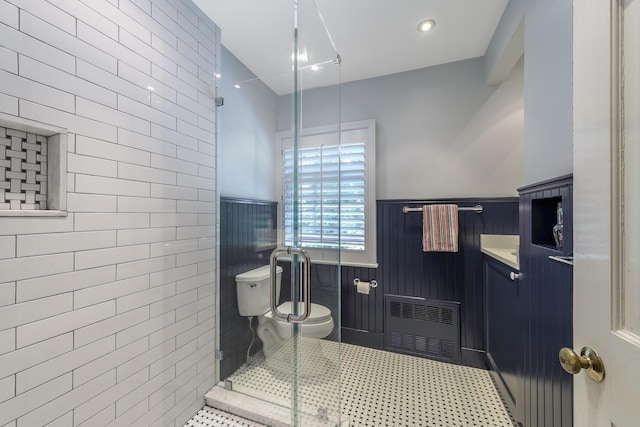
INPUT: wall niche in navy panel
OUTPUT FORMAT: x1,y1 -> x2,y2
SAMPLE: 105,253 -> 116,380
219,197 -> 278,380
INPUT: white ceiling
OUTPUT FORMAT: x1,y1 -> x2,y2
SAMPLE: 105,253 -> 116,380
193,0 -> 509,95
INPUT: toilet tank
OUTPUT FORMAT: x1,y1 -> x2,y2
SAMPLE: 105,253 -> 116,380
236,265 -> 282,316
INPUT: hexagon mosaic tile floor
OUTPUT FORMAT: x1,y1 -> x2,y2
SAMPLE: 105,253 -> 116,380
184,342 -> 514,426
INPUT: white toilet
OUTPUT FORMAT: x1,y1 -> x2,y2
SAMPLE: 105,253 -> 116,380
236,265 -> 334,377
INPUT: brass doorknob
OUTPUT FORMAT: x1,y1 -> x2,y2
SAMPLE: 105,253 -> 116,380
558,346 -> 605,382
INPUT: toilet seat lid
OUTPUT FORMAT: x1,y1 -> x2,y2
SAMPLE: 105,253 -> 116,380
275,302 -> 332,324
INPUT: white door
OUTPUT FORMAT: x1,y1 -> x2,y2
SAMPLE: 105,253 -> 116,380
573,0 -> 640,425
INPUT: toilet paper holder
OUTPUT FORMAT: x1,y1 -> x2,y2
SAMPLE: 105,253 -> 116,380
353,278 -> 378,288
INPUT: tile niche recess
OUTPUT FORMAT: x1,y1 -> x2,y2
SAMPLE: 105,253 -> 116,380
0,114 -> 67,216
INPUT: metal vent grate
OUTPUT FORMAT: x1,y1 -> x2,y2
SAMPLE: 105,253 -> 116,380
427,306 -> 440,323
440,308 -> 454,325
390,331 -> 402,347
390,301 -> 402,317
441,340 -> 455,359
388,300 -> 455,326
384,296 -> 461,363
428,337 -> 441,355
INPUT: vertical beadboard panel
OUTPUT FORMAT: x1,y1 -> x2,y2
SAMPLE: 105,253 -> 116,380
219,197 -> 277,380
341,198 -> 519,353
221,197 -> 518,373
518,175 -> 573,427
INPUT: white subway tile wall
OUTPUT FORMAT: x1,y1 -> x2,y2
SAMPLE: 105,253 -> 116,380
0,0 -> 218,426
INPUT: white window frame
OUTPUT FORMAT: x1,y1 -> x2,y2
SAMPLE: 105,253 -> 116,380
276,119 -> 377,268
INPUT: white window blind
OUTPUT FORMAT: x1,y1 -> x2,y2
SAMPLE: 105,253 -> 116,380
278,120 -> 377,267
283,142 -> 366,251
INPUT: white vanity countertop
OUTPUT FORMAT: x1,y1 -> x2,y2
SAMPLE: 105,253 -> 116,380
480,234 -> 519,270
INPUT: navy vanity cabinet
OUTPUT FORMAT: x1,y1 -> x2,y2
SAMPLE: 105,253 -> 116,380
484,256 -> 524,425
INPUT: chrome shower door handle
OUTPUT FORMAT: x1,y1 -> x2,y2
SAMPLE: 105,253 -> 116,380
269,247 -> 312,323
288,247 -> 311,323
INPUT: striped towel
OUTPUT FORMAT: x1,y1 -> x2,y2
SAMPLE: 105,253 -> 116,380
422,204 -> 459,252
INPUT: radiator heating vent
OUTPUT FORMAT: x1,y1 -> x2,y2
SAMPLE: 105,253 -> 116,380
385,296 -> 461,363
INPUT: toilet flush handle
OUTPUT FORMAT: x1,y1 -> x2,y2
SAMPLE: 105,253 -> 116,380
269,247 -> 312,323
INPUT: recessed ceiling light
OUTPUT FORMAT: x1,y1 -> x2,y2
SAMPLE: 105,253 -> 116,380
417,19 -> 436,33
234,84 -> 241,89
310,64 -> 322,72
291,49 -> 309,64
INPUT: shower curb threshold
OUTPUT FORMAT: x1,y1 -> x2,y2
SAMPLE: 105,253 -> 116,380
205,384 -> 349,427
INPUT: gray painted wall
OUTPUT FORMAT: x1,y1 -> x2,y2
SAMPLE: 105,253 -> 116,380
219,47 -> 278,201
484,0 -> 526,84
523,0 -> 573,184
220,0 -> 574,200
279,57 -> 524,199
485,0 -> 573,185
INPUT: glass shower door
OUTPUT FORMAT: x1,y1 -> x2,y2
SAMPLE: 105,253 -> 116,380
217,0 -> 343,425
285,2 -> 342,424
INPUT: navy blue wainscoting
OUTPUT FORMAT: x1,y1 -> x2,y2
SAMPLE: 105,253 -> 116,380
518,175 -> 573,427
219,197 -> 278,380
220,197 -> 519,376
342,199 -> 519,366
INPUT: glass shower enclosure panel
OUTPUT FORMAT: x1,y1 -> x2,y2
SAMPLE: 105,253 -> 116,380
218,1 -> 342,425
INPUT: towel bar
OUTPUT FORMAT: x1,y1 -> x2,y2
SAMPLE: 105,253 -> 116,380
402,204 -> 483,214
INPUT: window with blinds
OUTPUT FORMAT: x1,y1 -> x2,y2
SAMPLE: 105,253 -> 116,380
277,120 -> 377,267
283,142 -> 366,251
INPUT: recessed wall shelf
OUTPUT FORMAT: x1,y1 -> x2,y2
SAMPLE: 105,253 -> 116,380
0,114 -> 67,217
531,196 -> 562,249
